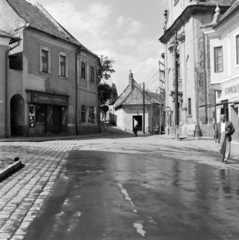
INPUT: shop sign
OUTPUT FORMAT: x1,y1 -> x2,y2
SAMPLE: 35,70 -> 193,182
225,85 -> 239,95
31,92 -> 68,106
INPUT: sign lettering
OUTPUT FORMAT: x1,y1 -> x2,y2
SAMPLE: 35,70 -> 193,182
31,92 -> 68,106
225,85 -> 239,95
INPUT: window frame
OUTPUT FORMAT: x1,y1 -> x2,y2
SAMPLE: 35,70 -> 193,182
236,34 -> 239,66
81,61 -> 86,79
40,46 -> 51,74
188,98 -> 192,116
89,106 -> 95,123
90,66 -> 95,83
59,52 -> 68,78
81,105 -> 85,123
214,46 -> 223,73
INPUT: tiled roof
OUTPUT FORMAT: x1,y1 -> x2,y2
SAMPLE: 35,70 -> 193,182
6,0 -> 80,46
146,91 -> 161,104
214,0 -> 239,26
114,80 -> 161,108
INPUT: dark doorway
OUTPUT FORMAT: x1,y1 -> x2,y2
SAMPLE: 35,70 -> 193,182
52,106 -> 61,133
231,106 -> 239,143
10,94 -> 25,136
133,115 -> 142,131
35,105 -> 46,134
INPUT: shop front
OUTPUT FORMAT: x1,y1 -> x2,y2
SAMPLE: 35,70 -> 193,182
26,90 -> 69,136
216,82 -> 239,144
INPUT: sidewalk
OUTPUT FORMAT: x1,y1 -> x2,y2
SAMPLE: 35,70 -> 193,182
0,132 -> 110,142
154,134 -> 239,159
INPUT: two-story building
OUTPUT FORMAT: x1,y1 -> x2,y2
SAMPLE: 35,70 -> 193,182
160,0 -> 235,137
203,0 -> 239,143
0,0 -> 99,137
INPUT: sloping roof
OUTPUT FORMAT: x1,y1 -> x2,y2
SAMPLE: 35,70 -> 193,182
214,0 -> 239,27
0,29 -> 14,38
146,91 -> 161,104
114,80 -> 161,108
6,0 -> 80,45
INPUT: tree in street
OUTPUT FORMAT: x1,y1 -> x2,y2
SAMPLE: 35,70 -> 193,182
97,55 -> 115,83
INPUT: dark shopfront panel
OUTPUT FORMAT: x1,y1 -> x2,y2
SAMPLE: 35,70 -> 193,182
27,91 -> 69,135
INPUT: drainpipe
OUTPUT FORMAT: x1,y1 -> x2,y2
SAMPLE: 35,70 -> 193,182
5,38 -> 20,138
75,46 -> 82,135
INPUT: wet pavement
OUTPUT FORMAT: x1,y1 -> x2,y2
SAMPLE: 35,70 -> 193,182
1,131 -> 239,240
24,142 -> 239,240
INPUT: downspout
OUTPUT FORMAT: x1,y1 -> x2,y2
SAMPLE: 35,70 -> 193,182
75,46 -> 82,135
5,38 -> 20,138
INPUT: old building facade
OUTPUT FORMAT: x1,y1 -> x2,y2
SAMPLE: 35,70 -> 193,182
203,0 -> 239,143
113,72 -> 164,134
0,0 -> 99,137
160,0 -> 235,136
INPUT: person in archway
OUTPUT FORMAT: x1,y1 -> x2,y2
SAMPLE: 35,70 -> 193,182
215,114 -> 235,164
133,118 -> 138,137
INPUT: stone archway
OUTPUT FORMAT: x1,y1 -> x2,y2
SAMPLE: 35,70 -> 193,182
10,94 -> 25,136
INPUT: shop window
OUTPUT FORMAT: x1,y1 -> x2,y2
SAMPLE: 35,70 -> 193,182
90,66 -> 95,83
236,35 -> 239,65
89,107 -> 95,123
59,52 -> 68,78
214,46 -> 223,72
40,46 -> 51,74
81,105 -> 85,123
81,62 -> 86,79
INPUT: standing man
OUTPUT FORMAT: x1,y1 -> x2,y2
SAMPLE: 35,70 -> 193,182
214,114 -> 235,163
133,118 -> 138,137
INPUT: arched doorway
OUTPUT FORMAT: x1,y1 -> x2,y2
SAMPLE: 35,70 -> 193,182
10,94 -> 25,136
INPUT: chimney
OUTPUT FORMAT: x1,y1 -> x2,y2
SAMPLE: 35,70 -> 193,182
129,70 -> 134,90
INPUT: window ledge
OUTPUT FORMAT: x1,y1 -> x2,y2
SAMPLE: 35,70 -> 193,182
187,115 -> 192,118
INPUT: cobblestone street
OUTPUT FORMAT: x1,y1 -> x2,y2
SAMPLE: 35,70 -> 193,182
0,141 -> 77,240
0,129 -> 239,239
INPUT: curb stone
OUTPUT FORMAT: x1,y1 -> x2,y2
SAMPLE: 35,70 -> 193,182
0,161 -> 23,181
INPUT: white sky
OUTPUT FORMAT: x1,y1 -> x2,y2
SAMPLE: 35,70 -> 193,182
30,0 -> 167,94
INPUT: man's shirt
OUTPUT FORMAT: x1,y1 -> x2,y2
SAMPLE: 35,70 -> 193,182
221,122 -> 226,133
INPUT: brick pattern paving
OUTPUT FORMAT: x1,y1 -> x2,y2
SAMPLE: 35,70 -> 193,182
0,140 -> 76,240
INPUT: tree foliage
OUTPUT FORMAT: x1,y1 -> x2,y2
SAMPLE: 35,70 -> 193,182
97,55 -> 115,82
98,83 -> 113,106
